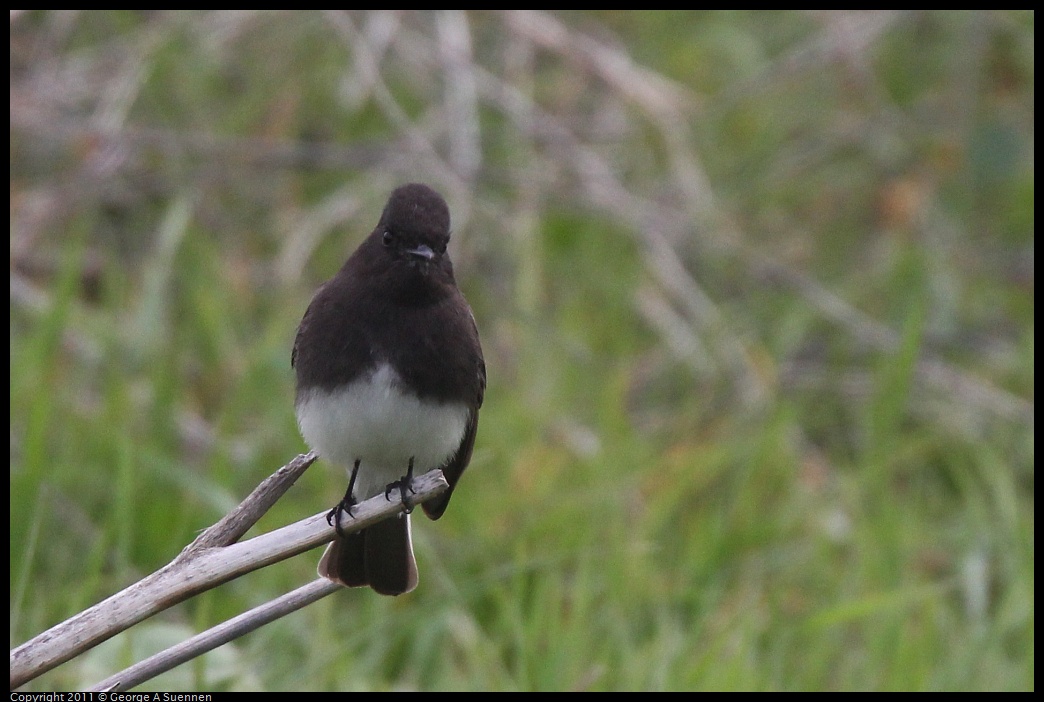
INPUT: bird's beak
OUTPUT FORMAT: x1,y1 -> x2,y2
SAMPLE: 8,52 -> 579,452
405,244 -> 435,262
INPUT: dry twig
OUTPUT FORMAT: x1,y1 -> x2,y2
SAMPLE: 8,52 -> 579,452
10,453 -> 449,690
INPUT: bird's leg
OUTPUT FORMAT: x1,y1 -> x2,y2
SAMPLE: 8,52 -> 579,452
384,456 -> 417,514
326,459 -> 361,537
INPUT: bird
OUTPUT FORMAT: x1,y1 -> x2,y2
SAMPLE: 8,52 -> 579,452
292,183 -> 485,596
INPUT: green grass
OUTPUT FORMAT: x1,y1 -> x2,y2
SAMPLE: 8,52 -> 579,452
10,10 -> 1033,691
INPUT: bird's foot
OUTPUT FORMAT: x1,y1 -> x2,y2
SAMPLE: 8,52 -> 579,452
326,459 -> 362,537
384,457 -> 417,514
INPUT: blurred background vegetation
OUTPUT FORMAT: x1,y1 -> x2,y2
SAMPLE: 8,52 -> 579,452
9,10 -> 1033,691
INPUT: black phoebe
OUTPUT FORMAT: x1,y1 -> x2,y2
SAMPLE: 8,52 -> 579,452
292,183 -> 485,596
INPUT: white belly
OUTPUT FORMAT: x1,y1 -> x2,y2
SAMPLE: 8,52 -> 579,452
296,363 -> 469,499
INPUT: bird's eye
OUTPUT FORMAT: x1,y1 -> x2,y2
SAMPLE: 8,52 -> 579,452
382,231 -> 394,247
